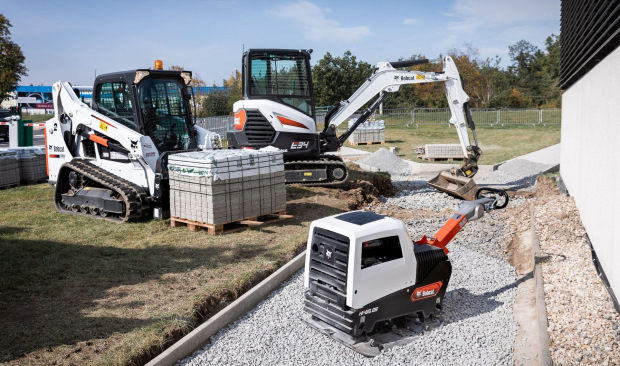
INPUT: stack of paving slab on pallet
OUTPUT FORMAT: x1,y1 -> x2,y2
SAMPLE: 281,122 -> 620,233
418,144 -> 464,160
0,147 -> 47,188
168,148 -> 286,225
347,119 -> 385,145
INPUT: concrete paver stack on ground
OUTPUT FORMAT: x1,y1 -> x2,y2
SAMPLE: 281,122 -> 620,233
168,148 -> 286,225
0,147 -> 47,187
347,119 -> 385,145
0,149 -> 20,188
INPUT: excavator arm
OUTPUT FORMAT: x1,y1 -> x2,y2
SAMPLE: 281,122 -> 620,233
321,56 -> 480,177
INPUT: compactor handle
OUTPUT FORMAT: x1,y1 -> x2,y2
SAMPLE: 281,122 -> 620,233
388,59 -> 429,68
475,187 -> 509,210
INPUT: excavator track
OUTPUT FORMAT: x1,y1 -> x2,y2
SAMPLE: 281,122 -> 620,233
284,155 -> 349,186
54,159 -> 149,223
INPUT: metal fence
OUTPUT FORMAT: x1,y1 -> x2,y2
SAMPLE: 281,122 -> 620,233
195,108 -> 560,136
195,116 -> 234,136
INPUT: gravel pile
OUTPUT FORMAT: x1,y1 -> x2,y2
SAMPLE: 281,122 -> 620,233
534,179 -> 620,364
357,148 -> 412,179
480,159 -> 554,190
179,243 -> 517,366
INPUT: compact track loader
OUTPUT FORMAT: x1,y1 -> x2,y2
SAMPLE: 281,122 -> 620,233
228,49 -> 481,198
45,61 -> 220,222
303,187 -> 508,356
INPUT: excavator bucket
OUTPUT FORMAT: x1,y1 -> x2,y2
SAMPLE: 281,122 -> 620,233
427,170 -> 480,201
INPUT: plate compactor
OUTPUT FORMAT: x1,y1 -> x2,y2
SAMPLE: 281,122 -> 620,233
303,188 -> 508,356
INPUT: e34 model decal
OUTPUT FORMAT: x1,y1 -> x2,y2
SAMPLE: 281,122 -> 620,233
291,141 -> 309,149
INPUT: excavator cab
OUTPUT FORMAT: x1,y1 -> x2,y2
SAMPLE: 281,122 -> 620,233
92,66 -> 198,153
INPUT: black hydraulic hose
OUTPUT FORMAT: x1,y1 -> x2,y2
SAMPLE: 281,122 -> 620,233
322,103 -> 341,133
389,59 -> 430,68
337,92 -> 388,145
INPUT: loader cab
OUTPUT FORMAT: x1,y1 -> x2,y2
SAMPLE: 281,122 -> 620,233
243,49 -> 316,119
92,68 -> 198,153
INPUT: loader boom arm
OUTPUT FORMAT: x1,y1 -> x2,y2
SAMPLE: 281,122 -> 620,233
51,81 -> 159,170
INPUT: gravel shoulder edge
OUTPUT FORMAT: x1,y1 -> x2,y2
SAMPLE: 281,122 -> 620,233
145,251 -> 307,366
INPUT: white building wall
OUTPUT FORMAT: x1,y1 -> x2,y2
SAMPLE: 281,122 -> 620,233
561,45 -> 620,295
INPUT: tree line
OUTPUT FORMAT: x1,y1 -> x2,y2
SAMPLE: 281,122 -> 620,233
197,34 -> 560,116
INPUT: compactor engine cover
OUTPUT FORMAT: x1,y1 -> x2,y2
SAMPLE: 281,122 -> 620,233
303,211 -> 451,348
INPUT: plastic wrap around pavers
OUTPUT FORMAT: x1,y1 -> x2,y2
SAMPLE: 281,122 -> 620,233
0,147 -> 47,188
347,119 -> 385,144
168,149 -> 286,225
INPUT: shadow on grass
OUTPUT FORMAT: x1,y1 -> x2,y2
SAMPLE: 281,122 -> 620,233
0,231 -> 268,362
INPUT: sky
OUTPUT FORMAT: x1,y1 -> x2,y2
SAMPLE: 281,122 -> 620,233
2,0 -> 560,87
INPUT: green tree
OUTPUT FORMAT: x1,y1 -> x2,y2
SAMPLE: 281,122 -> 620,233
507,36 -> 561,108
312,51 -> 373,106
0,14 -> 28,102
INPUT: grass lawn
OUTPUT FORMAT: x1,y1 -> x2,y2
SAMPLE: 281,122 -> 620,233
0,168 -> 390,366
22,114 -> 54,123
349,124 -> 561,165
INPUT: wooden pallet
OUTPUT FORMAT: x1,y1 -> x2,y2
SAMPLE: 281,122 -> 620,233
170,210 -> 292,235
349,141 -> 385,146
417,155 -> 464,162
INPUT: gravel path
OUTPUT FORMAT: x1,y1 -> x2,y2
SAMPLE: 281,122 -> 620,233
534,179 -> 620,364
179,245 -> 517,366
176,152 -> 561,366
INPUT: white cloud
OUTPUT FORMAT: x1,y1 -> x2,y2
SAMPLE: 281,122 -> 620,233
446,0 -> 558,35
272,1 -> 372,43
403,18 -> 419,25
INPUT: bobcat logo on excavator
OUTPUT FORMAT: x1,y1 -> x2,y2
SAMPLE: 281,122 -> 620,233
291,141 -> 309,150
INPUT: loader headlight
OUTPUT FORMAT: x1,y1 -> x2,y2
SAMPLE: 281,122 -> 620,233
134,70 -> 150,84
180,72 -> 192,85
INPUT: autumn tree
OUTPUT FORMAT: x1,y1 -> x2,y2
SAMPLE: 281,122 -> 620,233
0,14 -> 28,102
312,51 -> 373,106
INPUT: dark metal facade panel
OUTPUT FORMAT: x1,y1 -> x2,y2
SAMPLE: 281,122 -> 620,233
560,0 -> 620,89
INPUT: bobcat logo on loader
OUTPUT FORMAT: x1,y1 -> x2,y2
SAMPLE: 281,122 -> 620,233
291,141 -> 309,150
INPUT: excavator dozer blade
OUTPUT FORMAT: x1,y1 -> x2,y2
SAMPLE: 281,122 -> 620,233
427,170 -> 480,201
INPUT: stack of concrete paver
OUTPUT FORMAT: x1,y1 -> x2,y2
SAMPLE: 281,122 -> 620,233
421,144 -> 464,159
347,119 -> 385,144
168,148 -> 286,225
0,150 -> 20,188
15,147 -> 47,183
0,147 -> 47,187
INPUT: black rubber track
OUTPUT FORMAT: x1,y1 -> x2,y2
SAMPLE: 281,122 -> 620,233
284,155 -> 349,186
54,159 -> 149,223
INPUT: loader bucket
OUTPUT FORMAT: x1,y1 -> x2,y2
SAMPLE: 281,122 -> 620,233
427,170 -> 480,201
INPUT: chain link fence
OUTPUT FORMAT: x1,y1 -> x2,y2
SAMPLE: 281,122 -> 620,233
195,108 -> 560,137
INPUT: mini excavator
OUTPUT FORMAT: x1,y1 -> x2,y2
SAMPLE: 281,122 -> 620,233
228,49 -> 481,198
45,61 -> 221,222
303,187 -> 509,356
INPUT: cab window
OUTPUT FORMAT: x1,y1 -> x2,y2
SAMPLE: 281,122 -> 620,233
95,82 -> 136,130
249,53 -> 312,116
